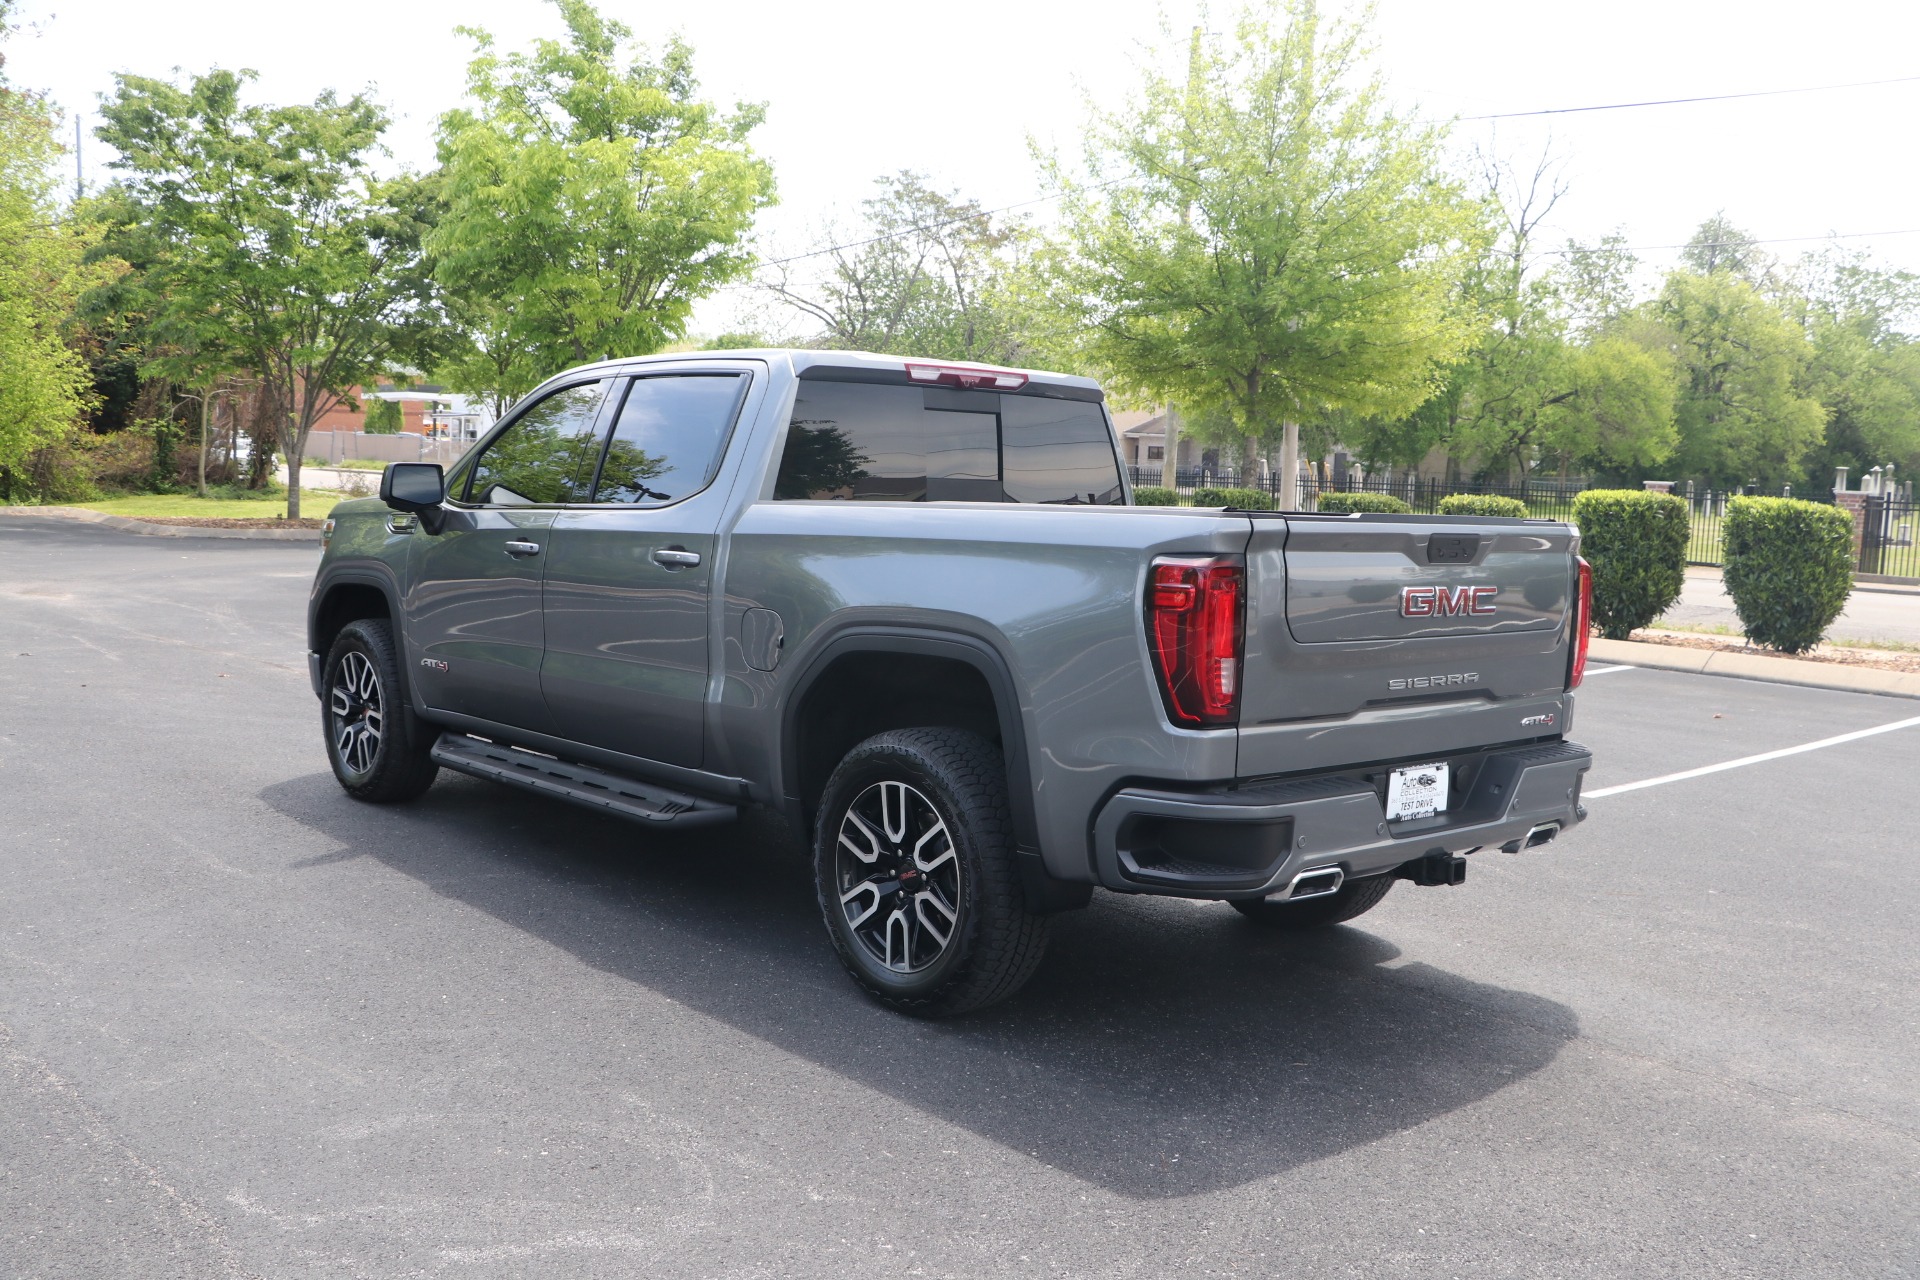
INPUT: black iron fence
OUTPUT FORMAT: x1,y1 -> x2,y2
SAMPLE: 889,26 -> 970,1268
1126,467 -> 1591,520
1861,493 -> 1920,579
1123,468 -> 1916,578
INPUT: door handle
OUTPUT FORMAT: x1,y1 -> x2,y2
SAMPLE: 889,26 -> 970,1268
503,540 -> 542,558
651,548 -> 702,569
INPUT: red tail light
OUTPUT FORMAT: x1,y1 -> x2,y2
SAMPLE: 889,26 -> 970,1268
1147,555 -> 1245,727
1568,556 -> 1593,689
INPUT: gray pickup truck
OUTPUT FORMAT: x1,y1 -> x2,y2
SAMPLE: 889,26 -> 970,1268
308,350 -> 1594,1015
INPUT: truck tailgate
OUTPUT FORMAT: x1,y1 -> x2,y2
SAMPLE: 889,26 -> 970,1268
1236,514 -> 1579,778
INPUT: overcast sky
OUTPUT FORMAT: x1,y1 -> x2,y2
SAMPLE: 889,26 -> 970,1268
9,0 -> 1919,335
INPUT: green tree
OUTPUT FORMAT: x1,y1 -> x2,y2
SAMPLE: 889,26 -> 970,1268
96,70 -> 444,517
1650,265 -> 1825,488
0,11 -> 105,486
1782,247 -> 1920,487
1440,154 -> 1673,479
1680,212 -> 1771,285
429,0 -> 774,410
1049,1 -> 1487,501
363,396 -> 403,434
767,171 -> 1033,363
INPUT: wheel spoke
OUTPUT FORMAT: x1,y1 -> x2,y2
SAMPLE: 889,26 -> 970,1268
914,891 -> 955,949
912,825 -> 954,873
879,781 -> 909,843
839,810 -> 882,863
883,907 -> 911,971
840,879 -> 883,929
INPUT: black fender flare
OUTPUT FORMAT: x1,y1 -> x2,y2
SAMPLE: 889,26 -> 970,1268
777,624 -> 1089,914
308,566 -> 408,700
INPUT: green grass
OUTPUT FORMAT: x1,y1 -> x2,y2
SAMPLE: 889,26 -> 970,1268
1649,621 -> 1920,654
303,456 -> 388,471
60,490 -> 347,520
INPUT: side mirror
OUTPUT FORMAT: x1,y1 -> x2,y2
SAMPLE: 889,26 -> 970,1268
380,462 -> 447,534
380,462 -> 445,512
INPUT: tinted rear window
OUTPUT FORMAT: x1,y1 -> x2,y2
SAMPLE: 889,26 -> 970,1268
773,380 -> 1122,505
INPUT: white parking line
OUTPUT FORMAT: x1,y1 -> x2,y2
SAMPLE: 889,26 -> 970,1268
1582,664 -> 1635,676
1585,714 -> 1920,799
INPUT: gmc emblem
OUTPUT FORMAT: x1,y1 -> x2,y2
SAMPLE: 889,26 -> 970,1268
1402,585 -> 1498,618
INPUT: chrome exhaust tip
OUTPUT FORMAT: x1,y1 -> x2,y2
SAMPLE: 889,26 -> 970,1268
1286,867 -> 1345,900
1524,822 -> 1560,849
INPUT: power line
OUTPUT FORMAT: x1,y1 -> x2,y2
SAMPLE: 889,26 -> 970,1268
1459,73 -> 1920,121
745,74 -> 1920,276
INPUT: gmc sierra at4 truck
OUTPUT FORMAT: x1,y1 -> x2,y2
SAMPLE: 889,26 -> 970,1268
308,350 -> 1594,1016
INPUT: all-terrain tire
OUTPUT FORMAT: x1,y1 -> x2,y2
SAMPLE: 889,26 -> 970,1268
322,619 -> 440,803
1230,874 -> 1395,928
814,728 -> 1049,1017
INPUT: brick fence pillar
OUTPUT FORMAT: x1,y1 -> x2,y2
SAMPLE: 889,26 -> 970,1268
1834,491 -> 1868,563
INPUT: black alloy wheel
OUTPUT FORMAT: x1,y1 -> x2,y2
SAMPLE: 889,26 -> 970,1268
322,619 -> 440,803
813,728 -> 1049,1016
833,778 -> 964,975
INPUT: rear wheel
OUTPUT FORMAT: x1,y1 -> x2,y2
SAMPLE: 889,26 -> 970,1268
1230,874 -> 1395,928
814,728 -> 1048,1017
322,619 -> 439,803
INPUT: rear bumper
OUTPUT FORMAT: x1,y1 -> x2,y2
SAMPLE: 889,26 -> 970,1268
1090,740 -> 1591,899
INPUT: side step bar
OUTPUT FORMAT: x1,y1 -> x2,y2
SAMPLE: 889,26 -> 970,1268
431,734 -> 737,829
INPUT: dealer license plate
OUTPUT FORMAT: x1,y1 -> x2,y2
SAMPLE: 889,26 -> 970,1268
1386,762 -> 1449,822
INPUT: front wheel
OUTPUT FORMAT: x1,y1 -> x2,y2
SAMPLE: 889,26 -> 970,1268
322,619 -> 439,803
1230,874 -> 1395,928
814,728 -> 1049,1017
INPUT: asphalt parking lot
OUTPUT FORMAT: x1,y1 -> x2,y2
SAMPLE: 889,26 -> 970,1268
3,515 -> 1917,1279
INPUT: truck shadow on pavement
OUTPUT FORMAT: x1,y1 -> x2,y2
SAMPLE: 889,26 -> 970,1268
263,771 -> 1578,1200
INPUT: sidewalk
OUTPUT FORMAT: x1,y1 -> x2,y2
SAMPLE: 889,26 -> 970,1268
1661,565 -> 1920,646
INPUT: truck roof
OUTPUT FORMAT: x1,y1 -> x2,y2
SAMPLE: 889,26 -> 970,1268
606,348 -> 1106,402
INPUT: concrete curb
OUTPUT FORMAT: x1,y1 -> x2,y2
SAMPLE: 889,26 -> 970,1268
1590,637 -> 1920,700
0,505 -> 321,542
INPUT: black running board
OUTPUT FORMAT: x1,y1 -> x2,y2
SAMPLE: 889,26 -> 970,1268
431,734 -> 737,829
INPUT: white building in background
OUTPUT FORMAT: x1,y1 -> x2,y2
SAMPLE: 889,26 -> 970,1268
364,388 -> 494,444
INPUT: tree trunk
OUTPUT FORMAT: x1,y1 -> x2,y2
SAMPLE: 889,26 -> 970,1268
1161,404 -> 1181,488
197,390 -> 212,498
1278,419 -> 1301,510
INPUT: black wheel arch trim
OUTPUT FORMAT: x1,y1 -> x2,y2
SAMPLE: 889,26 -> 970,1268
777,624 -> 1092,914
309,567 -> 409,702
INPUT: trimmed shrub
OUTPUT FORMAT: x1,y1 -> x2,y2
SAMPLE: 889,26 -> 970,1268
1191,486 -> 1273,509
1316,491 -> 1412,515
1438,493 -> 1529,519
1570,489 -> 1689,640
1132,486 -> 1180,506
1722,496 -> 1854,654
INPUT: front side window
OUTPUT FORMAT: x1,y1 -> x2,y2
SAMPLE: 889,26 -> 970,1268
771,379 -> 1122,505
465,381 -> 610,505
592,374 -> 749,505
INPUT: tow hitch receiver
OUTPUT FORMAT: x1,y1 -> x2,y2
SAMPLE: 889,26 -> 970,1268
1399,851 -> 1468,887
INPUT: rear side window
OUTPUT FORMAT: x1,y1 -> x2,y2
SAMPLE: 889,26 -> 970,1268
772,379 -> 1121,504
592,373 -> 748,505
1001,397 -> 1127,505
